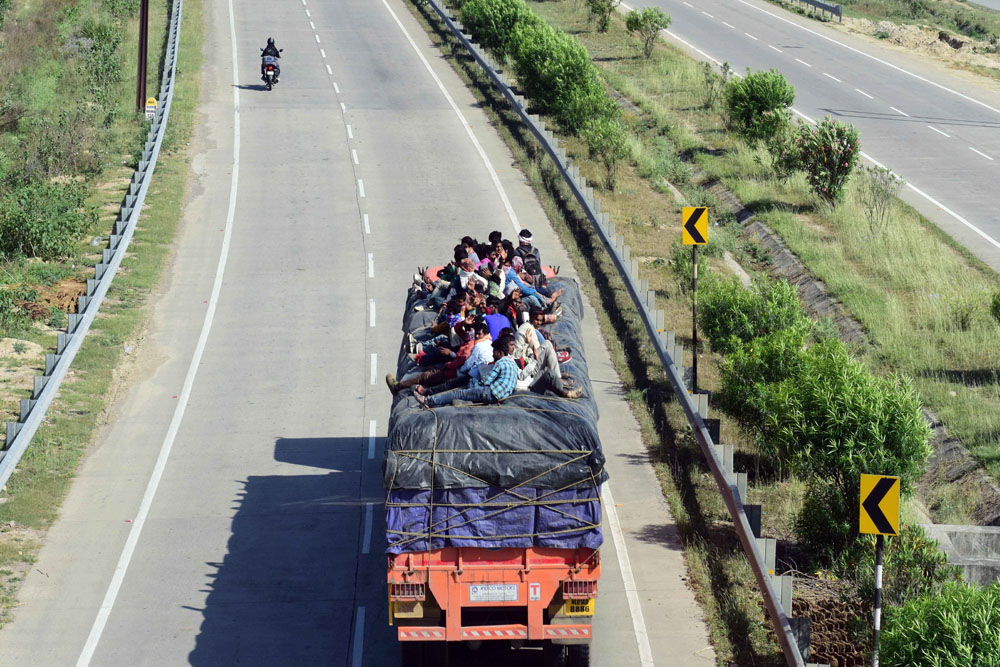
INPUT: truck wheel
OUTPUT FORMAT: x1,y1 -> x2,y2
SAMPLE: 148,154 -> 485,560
566,644 -> 590,667
542,641 -> 567,667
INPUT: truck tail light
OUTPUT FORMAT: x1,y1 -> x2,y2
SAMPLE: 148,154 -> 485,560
562,579 -> 598,599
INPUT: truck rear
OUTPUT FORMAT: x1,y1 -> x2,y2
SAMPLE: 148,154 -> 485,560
384,276 -> 606,665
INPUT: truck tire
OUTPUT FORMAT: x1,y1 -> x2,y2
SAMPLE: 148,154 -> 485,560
542,641 -> 567,667
400,641 -> 449,667
566,644 -> 590,667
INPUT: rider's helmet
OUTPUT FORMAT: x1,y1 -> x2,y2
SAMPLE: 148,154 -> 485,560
267,37 -> 275,45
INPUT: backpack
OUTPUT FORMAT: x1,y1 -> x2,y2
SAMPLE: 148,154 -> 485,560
518,248 -> 546,286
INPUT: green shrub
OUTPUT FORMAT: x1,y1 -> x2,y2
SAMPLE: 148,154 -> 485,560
582,116 -> 630,190
460,0 -> 534,62
625,7 -> 670,58
103,0 -> 139,21
80,18 -> 125,118
882,581 -> 1000,667
586,0 -> 619,33
794,479 -> 854,558
795,117 -> 860,204
991,286 -> 1000,326
0,286 -> 40,335
760,339 -> 931,497
669,239 -> 709,294
699,276 -> 810,354
0,180 -> 91,259
510,20 -> 617,133
723,68 -> 795,146
844,525 -> 959,607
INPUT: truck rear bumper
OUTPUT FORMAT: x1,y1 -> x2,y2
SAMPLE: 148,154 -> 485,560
397,623 -> 592,643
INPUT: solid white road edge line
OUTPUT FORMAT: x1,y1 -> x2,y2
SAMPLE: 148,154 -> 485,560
603,484 -> 654,666
362,503 -> 373,554
368,419 -> 376,459
76,0 -> 235,663
731,0 -> 1000,117
381,0 -> 520,235
351,606 -> 366,667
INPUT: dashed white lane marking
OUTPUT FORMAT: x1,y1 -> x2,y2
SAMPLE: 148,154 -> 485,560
970,146 -> 994,161
327,64 -> 333,75
722,21 -> 735,29
305,8 -> 310,16
362,503 -> 373,554
363,213 -> 370,234
310,21 -> 315,29
77,0 -> 239,662
369,298 -> 376,327
300,0 -> 305,5
682,1 -> 692,6
744,32 -> 758,40
352,149 -> 359,164
381,0 -> 520,234
890,106 -> 910,117
314,34 -> 320,43
368,419 -> 376,459
320,48 -> 326,58
603,484 -> 654,667
370,354 -> 377,385
340,102 -> 346,112
855,88 -> 874,99
768,44 -> 782,53
367,253 -> 374,278
358,179 -> 365,198
351,607 -> 366,667
665,30 -> 723,66
346,124 -> 353,139
928,125 -> 950,138
823,72 -> 842,83
795,58 -> 812,67
334,82 -> 341,93
732,0 -> 1000,117
700,10 -> 713,17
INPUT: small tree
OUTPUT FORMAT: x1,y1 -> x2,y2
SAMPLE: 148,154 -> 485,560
702,61 -> 732,110
699,276 -> 810,355
857,164 -> 903,235
989,285 -> 1000,326
723,68 -> 795,145
582,115 -> 630,190
625,7 -> 670,58
795,117 -> 860,204
460,0 -> 533,62
586,0 -> 619,33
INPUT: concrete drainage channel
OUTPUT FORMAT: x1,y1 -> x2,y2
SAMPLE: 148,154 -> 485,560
418,0 -> 832,665
0,0 -> 184,491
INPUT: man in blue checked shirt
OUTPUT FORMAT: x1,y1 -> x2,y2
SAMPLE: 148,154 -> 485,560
417,337 -> 518,408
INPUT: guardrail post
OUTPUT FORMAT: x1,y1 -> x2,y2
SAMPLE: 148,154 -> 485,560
745,504 -> 763,538
45,354 -> 58,376
756,537 -> 777,575
19,399 -> 35,422
6,422 -> 21,447
33,376 -> 48,399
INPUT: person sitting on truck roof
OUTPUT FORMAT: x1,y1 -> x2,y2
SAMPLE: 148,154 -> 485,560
416,338 -> 519,408
389,320 -> 491,396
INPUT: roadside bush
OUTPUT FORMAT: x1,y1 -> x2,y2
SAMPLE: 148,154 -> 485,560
723,68 -> 795,146
882,581 -> 1000,667
0,0 -> 12,30
794,479 -> 854,558
80,18 -> 125,118
795,117 -> 860,204
668,239 -> 709,294
857,165 -> 903,236
460,0 -> 534,62
510,20 -> 617,133
701,61 -> 732,110
764,121 -> 801,182
103,0 -> 139,21
760,339 -> 931,498
844,525 -> 959,607
625,7 -> 670,58
699,276 -> 810,355
0,180 -> 91,259
586,0 -> 619,33
0,286 -> 40,335
582,115 -> 630,189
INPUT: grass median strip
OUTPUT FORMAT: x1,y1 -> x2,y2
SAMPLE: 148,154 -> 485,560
0,0 -> 204,626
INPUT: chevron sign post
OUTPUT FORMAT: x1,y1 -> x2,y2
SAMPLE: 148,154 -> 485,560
860,474 -> 900,667
682,207 -> 708,393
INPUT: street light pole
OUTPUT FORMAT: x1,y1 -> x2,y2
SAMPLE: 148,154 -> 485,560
135,0 -> 149,113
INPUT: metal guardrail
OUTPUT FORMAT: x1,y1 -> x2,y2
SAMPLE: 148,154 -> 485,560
420,1 -> 807,665
0,0 -> 185,491
789,0 -> 842,22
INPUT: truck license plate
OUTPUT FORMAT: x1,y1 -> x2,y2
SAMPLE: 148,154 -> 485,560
565,599 -> 595,616
468,584 -> 518,602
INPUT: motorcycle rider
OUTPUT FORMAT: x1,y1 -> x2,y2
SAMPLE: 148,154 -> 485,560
261,37 -> 281,83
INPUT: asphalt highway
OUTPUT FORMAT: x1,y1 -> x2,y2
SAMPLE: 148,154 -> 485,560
626,0 -> 1000,271
0,0 -> 713,665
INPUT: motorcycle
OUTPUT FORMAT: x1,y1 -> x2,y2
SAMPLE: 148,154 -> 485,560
260,48 -> 283,91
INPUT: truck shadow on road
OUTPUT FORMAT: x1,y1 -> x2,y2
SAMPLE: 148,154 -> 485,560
186,436 -> 391,666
